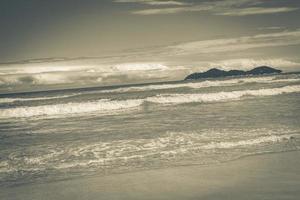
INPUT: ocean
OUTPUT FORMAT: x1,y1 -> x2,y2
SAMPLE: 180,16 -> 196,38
1,73 -> 300,187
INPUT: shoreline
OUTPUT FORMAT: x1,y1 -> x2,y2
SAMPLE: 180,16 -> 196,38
1,150 -> 300,200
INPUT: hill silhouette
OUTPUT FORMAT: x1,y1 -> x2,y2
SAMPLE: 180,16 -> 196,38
184,66 -> 282,80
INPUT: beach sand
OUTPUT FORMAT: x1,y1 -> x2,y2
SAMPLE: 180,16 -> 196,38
1,151 -> 300,200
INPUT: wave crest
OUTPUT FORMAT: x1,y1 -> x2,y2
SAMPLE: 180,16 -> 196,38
101,76 -> 300,93
1,85 -> 299,119
0,99 -> 143,118
146,85 -> 300,104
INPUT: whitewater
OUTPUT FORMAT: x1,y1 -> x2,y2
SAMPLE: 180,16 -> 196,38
0,73 -> 300,186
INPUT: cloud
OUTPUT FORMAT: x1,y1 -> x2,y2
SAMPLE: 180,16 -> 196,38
217,7 -> 299,16
0,73 -> 73,86
0,62 -> 177,92
114,62 -> 169,71
144,1 -> 188,6
258,26 -> 284,31
0,65 -> 93,75
118,0 -> 299,16
206,58 -> 300,70
0,57 -> 298,91
132,5 -> 211,15
114,0 -> 188,6
165,30 -> 300,55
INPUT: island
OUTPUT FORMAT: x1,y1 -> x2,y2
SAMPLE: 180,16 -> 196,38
184,66 -> 282,80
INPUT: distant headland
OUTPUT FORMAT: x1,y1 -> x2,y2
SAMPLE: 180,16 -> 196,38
184,66 -> 282,80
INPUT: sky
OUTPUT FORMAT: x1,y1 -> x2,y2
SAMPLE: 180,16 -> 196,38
0,0 -> 300,93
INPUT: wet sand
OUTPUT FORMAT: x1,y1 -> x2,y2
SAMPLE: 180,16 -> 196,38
1,151 -> 300,200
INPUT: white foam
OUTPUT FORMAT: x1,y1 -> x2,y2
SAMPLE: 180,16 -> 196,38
146,85 -> 300,104
202,134 -> 295,149
1,85 -> 299,119
2,130 -> 297,173
1,76 -> 298,104
0,99 -> 143,118
100,76 -> 300,93
55,131 -> 298,166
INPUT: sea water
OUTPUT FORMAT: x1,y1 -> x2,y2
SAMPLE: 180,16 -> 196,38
0,74 -> 300,186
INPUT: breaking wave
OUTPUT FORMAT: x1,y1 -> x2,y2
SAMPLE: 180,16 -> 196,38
1,76 -> 299,104
146,85 -> 300,104
100,76 -> 300,93
1,85 -> 299,119
0,99 -> 143,118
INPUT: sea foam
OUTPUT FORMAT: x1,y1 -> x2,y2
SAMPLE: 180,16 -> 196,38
0,99 -> 143,118
1,130 -> 298,174
0,76 -> 299,104
1,85 -> 299,119
100,76 -> 300,93
146,85 -> 300,104
201,134 -> 295,149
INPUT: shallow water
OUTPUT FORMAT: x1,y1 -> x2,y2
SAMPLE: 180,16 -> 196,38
1,74 -> 300,187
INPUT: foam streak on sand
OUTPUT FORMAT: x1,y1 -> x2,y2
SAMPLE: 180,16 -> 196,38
0,130 -> 298,175
201,134 -> 296,149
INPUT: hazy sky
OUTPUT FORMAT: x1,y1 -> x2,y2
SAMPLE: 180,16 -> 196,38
1,0 -> 300,93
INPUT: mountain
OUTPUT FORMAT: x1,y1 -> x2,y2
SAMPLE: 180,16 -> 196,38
184,66 -> 282,80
